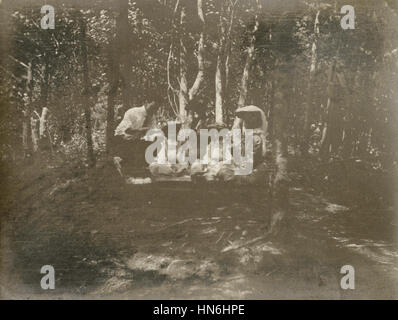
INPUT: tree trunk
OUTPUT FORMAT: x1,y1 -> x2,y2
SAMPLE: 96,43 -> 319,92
342,69 -> 360,158
223,1 -> 237,126
40,53 -> 50,111
22,110 -> 30,157
215,8 -> 226,125
80,15 -> 96,167
22,63 -> 33,158
233,13 -> 259,129
188,0 -> 205,101
38,53 -> 51,151
237,17 -> 259,109
31,117 -> 39,152
106,35 -> 120,154
301,10 -> 320,155
269,68 -> 290,234
224,1 -> 237,95
117,0 -> 133,111
38,107 -> 49,139
178,3 -> 189,121
320,59 -> 337,160
179,0 -> 207,125
215,54 -> 224,124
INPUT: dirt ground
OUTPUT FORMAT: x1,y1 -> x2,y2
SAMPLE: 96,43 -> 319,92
1,161 -> 397,299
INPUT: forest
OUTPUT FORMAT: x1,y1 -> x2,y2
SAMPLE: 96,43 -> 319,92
1,0 -> 397,205
0,0 -> 397,299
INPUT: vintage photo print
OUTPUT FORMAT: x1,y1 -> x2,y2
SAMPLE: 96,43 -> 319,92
0,0 -> 397,300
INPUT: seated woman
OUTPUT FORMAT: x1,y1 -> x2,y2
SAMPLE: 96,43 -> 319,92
227,105 -> 269,185
233,105 -> 268,167
191,107 -> 269,183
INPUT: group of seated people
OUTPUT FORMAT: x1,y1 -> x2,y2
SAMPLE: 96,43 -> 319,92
113,100 -> 270,185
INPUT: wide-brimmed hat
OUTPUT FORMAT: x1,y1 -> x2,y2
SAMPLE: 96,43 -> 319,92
235,105 -> 264,117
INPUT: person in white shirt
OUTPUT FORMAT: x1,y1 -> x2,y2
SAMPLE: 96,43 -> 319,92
114,101 -> 158,139
113,100 -> 160,176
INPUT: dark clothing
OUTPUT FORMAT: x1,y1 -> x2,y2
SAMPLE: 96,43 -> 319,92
112,135 -> 152,173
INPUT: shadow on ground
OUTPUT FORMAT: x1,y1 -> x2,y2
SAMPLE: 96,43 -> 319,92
1,162 -> 397,299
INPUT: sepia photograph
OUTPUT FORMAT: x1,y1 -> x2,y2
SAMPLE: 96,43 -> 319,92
0,0 -> 397,300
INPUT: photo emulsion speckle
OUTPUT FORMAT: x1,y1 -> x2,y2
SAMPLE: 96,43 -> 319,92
0,0 -> 397,300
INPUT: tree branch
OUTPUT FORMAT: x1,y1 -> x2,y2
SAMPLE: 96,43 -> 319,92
188,0 -> 206,100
